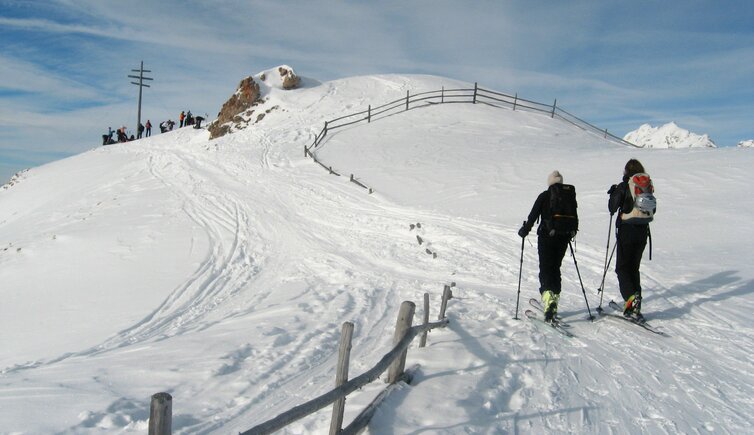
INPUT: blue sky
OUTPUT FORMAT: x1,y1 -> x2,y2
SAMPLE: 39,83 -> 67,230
2,0 -> 753,182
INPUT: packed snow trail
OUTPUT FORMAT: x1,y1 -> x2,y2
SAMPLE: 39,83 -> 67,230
1,74 -> 753,433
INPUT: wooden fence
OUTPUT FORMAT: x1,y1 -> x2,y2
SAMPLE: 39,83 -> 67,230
304,83 -> 638,192
148,285 -> 455,435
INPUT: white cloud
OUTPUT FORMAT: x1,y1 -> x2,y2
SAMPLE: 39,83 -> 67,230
0,54 -> 103,101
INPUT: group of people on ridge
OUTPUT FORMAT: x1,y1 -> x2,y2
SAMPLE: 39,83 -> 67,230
518,159 -> 656,323
136,120 -> 152,139
179,110 -> 205,129
102,126 -> 137,145
102,110 -> 206,146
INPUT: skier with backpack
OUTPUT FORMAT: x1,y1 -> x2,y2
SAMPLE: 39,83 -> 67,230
518,170 -> 579,322
608,159 -> 656,320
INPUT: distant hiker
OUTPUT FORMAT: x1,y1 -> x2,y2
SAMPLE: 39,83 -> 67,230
167,119 -> 175,130
102,127 -> 115,145
145,120 -> 152,137
137,122 -> 144,139
179,111 -> 185,128
129,134 -> 135,141
159,121 -> 167,133
117,127 -> 128,143
608,159 -> 656,320
518,170 -> 579,322
193,116 -> 204,129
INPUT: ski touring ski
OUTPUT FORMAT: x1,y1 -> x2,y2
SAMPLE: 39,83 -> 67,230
598,300 -> 669,336
525,309 -> 575,338
528,298 -> 571,327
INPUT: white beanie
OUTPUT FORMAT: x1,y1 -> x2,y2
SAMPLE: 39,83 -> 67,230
547,170 -> 563,186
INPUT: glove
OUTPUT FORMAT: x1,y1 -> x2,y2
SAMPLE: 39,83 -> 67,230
518,225 -> 530,238
607,184 -> 617,195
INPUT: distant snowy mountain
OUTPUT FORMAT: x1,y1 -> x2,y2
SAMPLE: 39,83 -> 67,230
624,122 -> 717,148
738,139 -> 754,148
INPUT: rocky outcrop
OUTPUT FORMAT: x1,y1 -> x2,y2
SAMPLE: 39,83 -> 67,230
2,169 -> 29,190
208,66 -> 302,140
279,66 -> 300,90
208,76 -> 262,139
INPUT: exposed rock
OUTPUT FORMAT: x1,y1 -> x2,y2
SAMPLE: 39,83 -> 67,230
208,66 -> 301,139
2,169 -> 29,190
208,76 -> 262,139
279,66 -> 301,90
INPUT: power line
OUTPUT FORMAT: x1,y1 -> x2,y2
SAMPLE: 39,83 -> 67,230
128,61 -> 153,137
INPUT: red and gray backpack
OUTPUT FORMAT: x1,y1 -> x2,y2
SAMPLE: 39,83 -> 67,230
621,173 -> 656,224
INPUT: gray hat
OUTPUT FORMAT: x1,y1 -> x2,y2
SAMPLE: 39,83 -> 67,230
547,170 -> 563,186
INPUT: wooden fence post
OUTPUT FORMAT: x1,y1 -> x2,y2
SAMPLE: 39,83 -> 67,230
438,285 -> 452,320
368,105 -> 371,123
441,86 -> 445,103
551,99 -> 557,118
604,128 -> 608,138
387,301 -> 415,383
406,90 -> 410,111
473,82 -> 478,104
513,93 -> 518,111
148,392 -> 172,435
330,322 -> 355,435
419,293 -> 430,348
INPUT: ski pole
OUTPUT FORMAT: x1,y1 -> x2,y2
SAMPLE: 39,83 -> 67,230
514,222 -> 525,320
596,213 -> 615,312
597,243 -> 617,312
569,240 -> 594,321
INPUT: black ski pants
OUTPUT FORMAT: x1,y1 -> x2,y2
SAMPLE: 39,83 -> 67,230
537,234 -> 570,295
615,223 -> 648,301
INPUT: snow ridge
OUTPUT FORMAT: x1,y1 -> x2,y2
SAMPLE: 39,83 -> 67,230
2,73 -> 754,434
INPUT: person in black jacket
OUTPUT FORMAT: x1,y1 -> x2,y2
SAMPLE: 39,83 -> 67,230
518,170 -> 572,321
608,159 -> 650,319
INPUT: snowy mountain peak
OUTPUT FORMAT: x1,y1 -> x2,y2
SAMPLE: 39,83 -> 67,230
624,122 -> 717,148
738,139 -> 754,148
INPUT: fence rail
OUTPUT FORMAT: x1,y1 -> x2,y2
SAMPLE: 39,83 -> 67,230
304,83 -> 637,192
148,285 -> 455,435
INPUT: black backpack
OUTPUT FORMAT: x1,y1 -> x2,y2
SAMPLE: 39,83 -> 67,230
544,183 -> 578,237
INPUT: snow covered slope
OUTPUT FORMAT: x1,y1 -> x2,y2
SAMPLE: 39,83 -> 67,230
624,122 -> 717,148
1,74 -> 753,434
